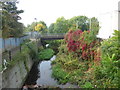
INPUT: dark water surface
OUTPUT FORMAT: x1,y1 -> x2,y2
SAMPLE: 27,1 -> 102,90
24,55 -> 79,89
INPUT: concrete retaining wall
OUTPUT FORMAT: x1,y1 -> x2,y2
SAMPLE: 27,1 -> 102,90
2,56 -> 33,88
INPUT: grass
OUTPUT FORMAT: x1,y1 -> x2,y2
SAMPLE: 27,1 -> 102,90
52,64 -> 69,84
51,53 -> 95,88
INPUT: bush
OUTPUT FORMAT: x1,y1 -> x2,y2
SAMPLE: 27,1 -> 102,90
101,30 -> 120,61
98,30 -> 120,88
41,40 -> 63,54
52,64 -> 69,84
65,29 -> 100,61
91,30 -> 120,88
23,41 -> 38,61
52,29 -> 119,88
38,48 -> 55,60
52,52 -> 90,86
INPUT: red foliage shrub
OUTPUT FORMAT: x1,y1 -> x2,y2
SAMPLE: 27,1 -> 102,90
65,30 -> 99,61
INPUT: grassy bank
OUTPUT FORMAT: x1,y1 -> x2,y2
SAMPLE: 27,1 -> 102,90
51,30 -> 120,88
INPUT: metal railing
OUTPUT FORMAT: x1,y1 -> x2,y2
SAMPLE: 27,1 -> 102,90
0,32 -> 66,52
0,35 -> 30,52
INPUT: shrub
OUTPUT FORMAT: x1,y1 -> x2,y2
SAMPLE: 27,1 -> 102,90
92,30 -> 120,88
101,30 -> 120,61
23,41 -> 38,60
38,48 -> 55,60
65,29 -> 100,61
52,64 -> 69,84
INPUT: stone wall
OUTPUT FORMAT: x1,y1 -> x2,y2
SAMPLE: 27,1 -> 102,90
1,39 -> 42,89
2,56 -> 33,88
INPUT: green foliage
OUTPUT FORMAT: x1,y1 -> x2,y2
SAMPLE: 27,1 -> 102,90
7,51 -> 28,68
52,29 -> 119,88
48,23 -> 55,33
68,16 -> 89,31
25,22 -> 36,32
0,65 -> 3,72
1,41 -> 39,72
101,30 -> 120,61
52,52 -> 90,87
52,64 -> 69,84
49,17 -> 68,33
25,21 -> 48,33
82,82 -> 93,88
87,30 -> 120,88
38,21 -> 48,34
42,40 -> 63,54
1,1 -> 24,38
48,16 -> 99,34
90,17 -> 100,34
38,48 -> 55,60
24,42 -> 38,60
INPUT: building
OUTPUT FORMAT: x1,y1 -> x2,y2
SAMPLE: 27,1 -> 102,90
97,1 -> 120,39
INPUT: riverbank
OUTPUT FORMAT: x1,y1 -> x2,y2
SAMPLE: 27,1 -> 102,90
23,55 -> 79,89
51,30 -> 120,88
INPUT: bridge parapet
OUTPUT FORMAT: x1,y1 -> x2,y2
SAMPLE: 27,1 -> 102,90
41,33 -> 65,36
39,33 -> 66,40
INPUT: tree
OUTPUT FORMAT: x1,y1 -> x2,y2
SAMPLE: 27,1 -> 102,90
90,17 -> 100,35
25,22 -> 36,32
25,21 -> 48,34
48,23 -> 55,33
48,16 -> 99,34
34,21 -> 48,33
49,17 -> 69,33
1,1 -> 24,38
68,16 -> 89,31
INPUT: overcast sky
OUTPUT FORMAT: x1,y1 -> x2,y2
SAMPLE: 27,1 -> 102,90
17,0 -> 119,27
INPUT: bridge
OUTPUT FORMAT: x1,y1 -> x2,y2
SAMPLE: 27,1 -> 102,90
38,33 -> 66,40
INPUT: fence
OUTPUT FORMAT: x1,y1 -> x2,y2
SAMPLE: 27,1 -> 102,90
0,35 -> 30,52
1,32 -> 65,60
0,32 -> 39,52
1,31 -> 42,62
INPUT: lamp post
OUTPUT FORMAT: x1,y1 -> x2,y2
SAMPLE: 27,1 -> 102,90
34,18 -> 37,25
33,18 -> 37,38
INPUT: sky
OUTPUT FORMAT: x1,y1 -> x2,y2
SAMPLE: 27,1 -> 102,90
17,0 -> 120,27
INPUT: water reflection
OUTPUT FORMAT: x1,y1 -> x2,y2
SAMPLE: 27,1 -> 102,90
36,55 -> 58,86
24,55 -> 79,89
24,62 -> 39,85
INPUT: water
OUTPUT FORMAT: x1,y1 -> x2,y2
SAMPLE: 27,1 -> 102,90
36,55 -> 58,87
24,55 -> 79,89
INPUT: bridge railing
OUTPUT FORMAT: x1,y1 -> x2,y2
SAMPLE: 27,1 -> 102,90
40,33 -> 66,36
36,33 -> 66,40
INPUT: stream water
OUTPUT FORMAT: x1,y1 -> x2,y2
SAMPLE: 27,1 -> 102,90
23,55 -> 79,89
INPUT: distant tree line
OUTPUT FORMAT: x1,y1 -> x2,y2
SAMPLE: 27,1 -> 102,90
1,0 -> 100,38
48,16 -> 99,34
25,16 -> 99,34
